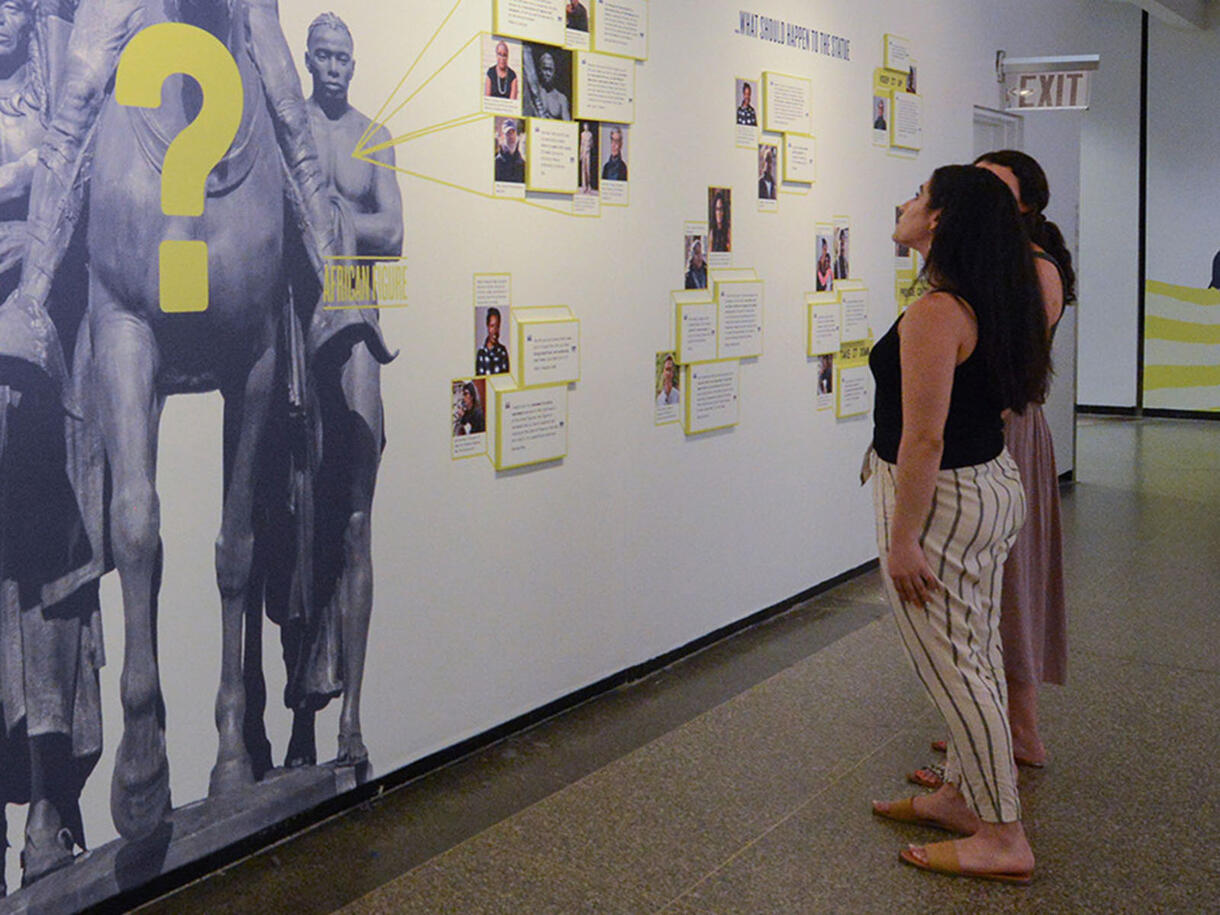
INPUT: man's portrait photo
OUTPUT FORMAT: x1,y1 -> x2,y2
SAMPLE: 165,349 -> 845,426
600,123 -> 628,182
656,352 -> 681,407
736,79 -> 757,126
523,43 -> 572,121
758,144 -> 778,201
834,226 -> 850,280
684,235 -> 708,290
453,378 -> 487,437
493,117 -> 526,184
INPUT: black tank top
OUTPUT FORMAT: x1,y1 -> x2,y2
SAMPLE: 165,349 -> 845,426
869,308 -> 1005,469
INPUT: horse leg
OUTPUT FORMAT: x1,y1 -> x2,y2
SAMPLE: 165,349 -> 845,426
335,348 -> 381,768
242,563 -> 273,781
210,342 -> 276,796
285,707 -> 316,769
92,304 -> 169,841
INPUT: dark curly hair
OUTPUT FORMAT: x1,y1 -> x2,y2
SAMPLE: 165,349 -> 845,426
973,149 -> 1076,304
924,165 -> 1050,413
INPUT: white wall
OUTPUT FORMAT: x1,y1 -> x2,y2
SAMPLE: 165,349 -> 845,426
1076,2 -> 1144,406
1147,20 -> 1220,283
1142,17 -> 1220,411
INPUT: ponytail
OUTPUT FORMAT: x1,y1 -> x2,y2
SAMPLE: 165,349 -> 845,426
1026,211 -> 1077,305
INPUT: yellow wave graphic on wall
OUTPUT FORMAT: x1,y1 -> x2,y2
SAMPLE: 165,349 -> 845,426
1143,280 -> 1220,410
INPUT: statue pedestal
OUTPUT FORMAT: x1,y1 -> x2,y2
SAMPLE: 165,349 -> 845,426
2,765 -> 346,915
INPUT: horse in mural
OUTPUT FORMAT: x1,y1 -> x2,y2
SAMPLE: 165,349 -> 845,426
86,0 -> 288,839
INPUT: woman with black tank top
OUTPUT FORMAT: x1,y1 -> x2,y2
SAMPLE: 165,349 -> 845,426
868,166 -> 1049,883
909,152 -> 1074,793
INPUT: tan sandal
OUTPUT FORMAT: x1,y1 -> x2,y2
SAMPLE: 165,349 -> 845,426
900,839 -> 1032,885
871,797 -> 957,833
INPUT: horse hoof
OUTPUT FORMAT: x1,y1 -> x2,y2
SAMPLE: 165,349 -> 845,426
20,802 -> 76,887
336,731 -> 369,769
110,725 -> 170,841
284,728 -> 317,769
208,756 -> 255,798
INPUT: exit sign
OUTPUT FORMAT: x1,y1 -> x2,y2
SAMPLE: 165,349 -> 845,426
1006,70 -> 1091,111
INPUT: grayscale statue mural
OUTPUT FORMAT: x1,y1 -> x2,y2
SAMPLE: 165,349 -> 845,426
0,2 -> 398,906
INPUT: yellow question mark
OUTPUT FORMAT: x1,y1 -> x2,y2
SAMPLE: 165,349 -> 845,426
116,23 -> 243,314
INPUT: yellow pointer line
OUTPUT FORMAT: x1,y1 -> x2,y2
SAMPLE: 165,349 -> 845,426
357,0 -> 472,151
363,113 -> 489,154
382,165 -> 590,219
372,32 -> 481,141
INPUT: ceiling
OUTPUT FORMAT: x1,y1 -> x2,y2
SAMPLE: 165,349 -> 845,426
1107,0 -> 1214,29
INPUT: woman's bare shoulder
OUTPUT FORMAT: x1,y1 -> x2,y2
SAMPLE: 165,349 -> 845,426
905,290 -> 975,327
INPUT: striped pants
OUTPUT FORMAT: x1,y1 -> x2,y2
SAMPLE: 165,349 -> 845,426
872,451 -> 1026,823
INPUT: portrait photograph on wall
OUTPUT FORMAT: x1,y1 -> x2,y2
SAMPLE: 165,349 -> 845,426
453,378 -> 488,437
522,42 -> 572,121
684,233 -> 709,290
600,123 -> 628,182
758,143 -> 779,201
578,120 -> 600,196
481,34 -> 523,114
735,78 -> 757,125
708,187 -> 732,255
815,229 -> 835,292
474,305 -> 513,377
493,116 -> 527,185
654,351 -> 682,425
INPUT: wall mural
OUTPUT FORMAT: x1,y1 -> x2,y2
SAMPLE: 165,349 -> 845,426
0,1 -> 399,908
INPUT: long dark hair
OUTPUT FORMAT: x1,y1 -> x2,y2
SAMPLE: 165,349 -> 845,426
925,165 -> 1050,412
973,149 -> 1076,304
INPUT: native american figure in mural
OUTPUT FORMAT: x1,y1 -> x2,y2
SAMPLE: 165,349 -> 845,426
0,0 -> 395,888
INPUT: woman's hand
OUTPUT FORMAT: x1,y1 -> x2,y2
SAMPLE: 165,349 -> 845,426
887,535 -> 942,608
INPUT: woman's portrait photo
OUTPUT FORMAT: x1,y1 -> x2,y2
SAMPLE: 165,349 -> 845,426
815,232 -> 834,292
482,35 -> 521,106
708,187 -> 732,253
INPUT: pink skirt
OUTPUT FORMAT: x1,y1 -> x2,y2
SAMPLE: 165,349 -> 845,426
1000,404 -> 1067,685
